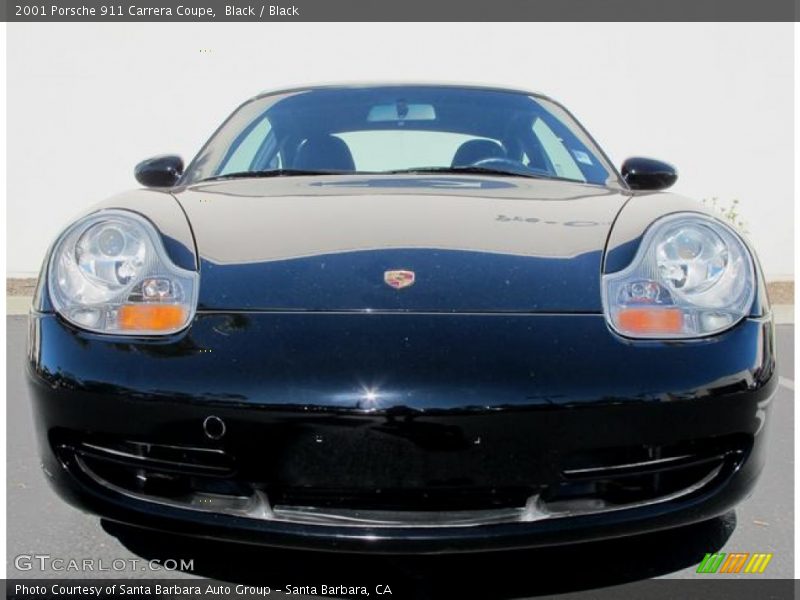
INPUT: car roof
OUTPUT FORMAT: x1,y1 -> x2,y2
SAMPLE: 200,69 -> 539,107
252,82 -> 555,104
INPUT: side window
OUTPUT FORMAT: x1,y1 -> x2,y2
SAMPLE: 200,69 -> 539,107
531,117 -> 586,182
219,116 -> 273,174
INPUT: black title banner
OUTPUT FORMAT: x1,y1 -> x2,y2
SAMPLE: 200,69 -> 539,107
4,0 -> 799,22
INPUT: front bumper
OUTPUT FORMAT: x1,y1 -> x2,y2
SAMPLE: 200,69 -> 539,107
27,311 -> 776,553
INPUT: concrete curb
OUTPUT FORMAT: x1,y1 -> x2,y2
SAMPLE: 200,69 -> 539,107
7,297 -> 32,316
6,296 -> 795,324
772,304 -> 793,325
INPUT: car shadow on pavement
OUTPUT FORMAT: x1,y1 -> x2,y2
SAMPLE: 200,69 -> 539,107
103,512 -> 735,598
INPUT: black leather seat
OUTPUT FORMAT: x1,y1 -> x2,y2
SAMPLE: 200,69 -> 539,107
451,139 -> 506,167
294,135 -> 356,171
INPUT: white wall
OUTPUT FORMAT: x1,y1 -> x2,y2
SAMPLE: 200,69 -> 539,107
7,23 -> 795,278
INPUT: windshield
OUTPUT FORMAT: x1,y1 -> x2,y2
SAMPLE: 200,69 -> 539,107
183,86 -> 617,186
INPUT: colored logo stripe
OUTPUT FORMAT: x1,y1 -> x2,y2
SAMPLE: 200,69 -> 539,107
719,553 -> 749,573
697,553 -> 726,573
744,553 -> 773,573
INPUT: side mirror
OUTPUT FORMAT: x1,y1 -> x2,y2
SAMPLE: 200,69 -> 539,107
621,157 -> 678,191
134,155 -> 184,187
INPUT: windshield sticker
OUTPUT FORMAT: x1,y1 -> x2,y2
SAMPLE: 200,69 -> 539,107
572,150 -> 593,165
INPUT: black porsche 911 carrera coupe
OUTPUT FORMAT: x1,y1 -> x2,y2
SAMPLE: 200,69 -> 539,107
27,84 -> 775,553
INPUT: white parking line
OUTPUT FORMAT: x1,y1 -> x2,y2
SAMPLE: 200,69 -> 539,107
779,377 -> 794,390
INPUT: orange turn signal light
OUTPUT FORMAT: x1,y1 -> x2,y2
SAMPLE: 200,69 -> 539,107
617,307 -> 683,334
118,304 -> 187,332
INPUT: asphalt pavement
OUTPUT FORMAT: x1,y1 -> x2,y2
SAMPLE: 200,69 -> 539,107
5,316 -> 794,596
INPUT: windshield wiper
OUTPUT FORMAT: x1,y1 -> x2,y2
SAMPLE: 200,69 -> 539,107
384,166 -> 549,180
199,169 -> 353,182
385,166 -> 588,184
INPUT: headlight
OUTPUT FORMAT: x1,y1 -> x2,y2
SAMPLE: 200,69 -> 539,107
48,210 -> 198,335
603,213 -> 755,338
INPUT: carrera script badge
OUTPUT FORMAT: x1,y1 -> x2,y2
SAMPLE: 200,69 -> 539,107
384,270 -> 416,290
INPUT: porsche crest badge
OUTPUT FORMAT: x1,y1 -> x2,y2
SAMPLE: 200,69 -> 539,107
384,270 -> 415,289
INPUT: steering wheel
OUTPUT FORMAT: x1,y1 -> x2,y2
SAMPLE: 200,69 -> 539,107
471,157 -> 552,178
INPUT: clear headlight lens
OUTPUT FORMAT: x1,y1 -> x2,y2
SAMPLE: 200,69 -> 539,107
603,213 -> 755,338
48,210 -> 198,335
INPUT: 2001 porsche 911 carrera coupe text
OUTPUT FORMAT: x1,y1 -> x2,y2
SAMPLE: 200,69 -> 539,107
27,84 -> 776,553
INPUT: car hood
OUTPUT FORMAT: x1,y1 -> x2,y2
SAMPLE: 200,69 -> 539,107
173,175 -> 632,312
